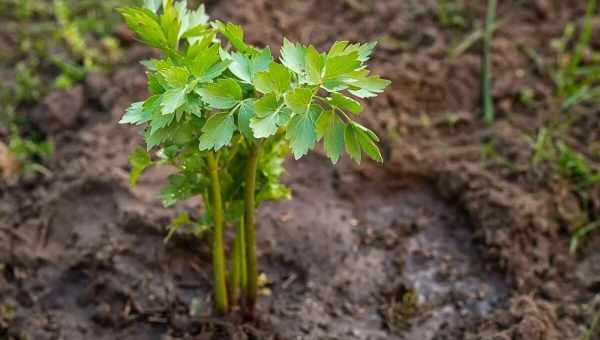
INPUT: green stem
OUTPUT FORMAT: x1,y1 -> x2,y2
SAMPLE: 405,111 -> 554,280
229,218 -> 246,305
243,144 -> 261,314
482,0 -> 496,124
207,151 -> 229,314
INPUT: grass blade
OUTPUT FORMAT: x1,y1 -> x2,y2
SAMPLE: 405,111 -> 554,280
482,0 -> 497,123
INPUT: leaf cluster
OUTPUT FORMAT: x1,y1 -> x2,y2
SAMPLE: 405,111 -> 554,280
118,0 -> 389,227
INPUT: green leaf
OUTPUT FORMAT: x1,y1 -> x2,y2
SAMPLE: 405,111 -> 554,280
121,96 -> 161,125
198,60 -> 233,82
164,212 -> 193,243
120,101 -> 146,125
176,2 -> 209,41
229,52 -> 252,83
160,66 -> 190,88
280,38 -> 306,74
251,48 -> 273,74
344,123 -> 382,163
344,124 -> 362,162
159,1 -> 181,49
250,93 -> 283,138
161,87 -> 187,114
149,111 -> 175,135
182,94 -> 203,118
181,24 -> 209,42
286,107 -> 319,159
356,129 -> 383,162
198,112 -> 235,150
188,44 -> 219,77
284,87 -> 314,114
316,110 -> 345,163
145,123 -> 172,150
118,7 -> 167,49
327,41 -> 376,62
347,74 -> 391,98
148,73 -> 166,94
187,32 -> 216,59
358,134 -> 383,163
324,51 -> 361,80
238,99 -> 254,140
328,92 -> 363,113
305,46 -> 324,84
196,78 -> 242,109
352,122 -> 380,142
129,147 -> 153,186
254,62 -> 291,96
229,48 -> 273,83
160,172 -> 203,207
213,21 -> 255,54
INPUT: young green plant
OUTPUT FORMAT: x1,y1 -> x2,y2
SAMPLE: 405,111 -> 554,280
118,0 -> 390,315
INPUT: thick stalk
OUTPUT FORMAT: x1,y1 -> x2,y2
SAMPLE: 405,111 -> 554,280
229,219 -> 245,305
207,152 -> 228,314
243,144 -> 260,314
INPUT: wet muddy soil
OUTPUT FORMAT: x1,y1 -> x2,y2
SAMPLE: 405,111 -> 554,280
2,0 -> 600,339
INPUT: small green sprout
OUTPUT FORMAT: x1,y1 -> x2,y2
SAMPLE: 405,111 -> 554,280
118,0 -> 390,316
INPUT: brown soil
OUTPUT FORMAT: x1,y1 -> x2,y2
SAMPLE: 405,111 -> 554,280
2,1 -> 600,339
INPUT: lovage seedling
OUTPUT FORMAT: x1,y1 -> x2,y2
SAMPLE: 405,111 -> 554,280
118,0 -> 390,315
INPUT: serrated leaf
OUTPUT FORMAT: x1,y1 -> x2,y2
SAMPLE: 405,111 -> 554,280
354,125 -> 382,162
250,93 -> 283,138
160,66 -> 190,87
160,2 -> 181,49
118,7 -> 167,49
160,173 -> 203,207
121,96 -> 160,125
286,107 -> 319,159
182,94 -> 203,118
316,110 -> 345,163
347,74 -> 391,98
251,48 -> 273,74
229,49 -> 273,83
187,32 -> 215,59
148,72 -> 166,94
284,87 -> 314,114
145,123 -> 173,150
129,147 -> 153,186
176,2 -> 209,41
213,21 -> 255,54
352,122 -> 379,142
344,123 -> 382,163
254,63 -> 291,96
120,101 -> 145,125
189,44 -> 219,77
344,124 -> 361,162
198,60 -> 232,82
149,112 -> 175,135
324,51 -> 361,80
328,92 -> 363,113
198,112 -> 235,150
229,52 -> 252,83
280,38 -> 305,74
305,46 -> 324,85
238,99 -> 254,140
196,78 -> 242,109
328,41 -> 376,62
161,87 -> 187,114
